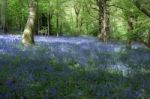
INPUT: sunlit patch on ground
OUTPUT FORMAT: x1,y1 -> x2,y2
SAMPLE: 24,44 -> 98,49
0,35 -> 150,98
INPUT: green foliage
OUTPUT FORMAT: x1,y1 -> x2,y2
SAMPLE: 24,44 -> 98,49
0,0 -> 150,43
6,0 -> 28,31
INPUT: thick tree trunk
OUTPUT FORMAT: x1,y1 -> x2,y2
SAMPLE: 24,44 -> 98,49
98,0 -> 109,42
22,0 -> 37,45
1,0 -> 8,33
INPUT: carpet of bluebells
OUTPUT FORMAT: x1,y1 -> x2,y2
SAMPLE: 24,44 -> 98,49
0,35 -> 150,99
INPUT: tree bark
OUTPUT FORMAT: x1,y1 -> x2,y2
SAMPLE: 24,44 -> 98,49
56,13 -> 59,36
127,16 -> 134,48
47,13 -> 50,36
148,31 -> 150,45
1,0 -> 8,33
0,4 -> 1,28
74,5 -> 80,30
59,18 -> 63,36
97,0 -> 109,42
47,12 -> 53,36
22,0 -> 37,45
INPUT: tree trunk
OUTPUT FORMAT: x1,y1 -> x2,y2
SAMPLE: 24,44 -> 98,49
35,15 -> 40,35
47,14 -> 50,36
35,2 -> 39,36
0,5 -> 1,28
127,16 -> 134,48
98,10 -> 101,36
79,17 -> 83,33
74,4 -> 80,34
35,14 -> 39,35
47,13 -> 52,36
98,0 -> 109,42
59,18 -> 63,36
56,13 -> 59,36
1,0 -> 8,33
148,31 -> 150,45
22,0 -> 37,45
76,15 -> 79,29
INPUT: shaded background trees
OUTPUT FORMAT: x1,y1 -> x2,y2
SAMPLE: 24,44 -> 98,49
0,0 -> 149,46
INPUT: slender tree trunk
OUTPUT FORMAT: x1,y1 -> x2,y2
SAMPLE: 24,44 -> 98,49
56,0 -> 59,36
0,5 -> 1,28
47,13 -> 52,36
47,13 -> 50,36
98,10 -> 101,36
98,0 -> 109,42
59,18 -> 63,36
148,31 -> 150,45
74,5 -> 80,34
79,17 -> 83,33
76,15 -> 79,29
35,1 -> 39,35
22,0 -> 37,45
19,22 -> 22,31
86,23 -> 89,33
47,2 -> 53,36
127,16 -> 134,48
1,0 -> 8,33
56,13 -> 59,36
35,14 -> 39,35
107,9 -> 110,37
37,16 -> 40,35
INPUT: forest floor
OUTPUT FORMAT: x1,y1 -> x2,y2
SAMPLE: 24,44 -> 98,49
0,35 -> 150,98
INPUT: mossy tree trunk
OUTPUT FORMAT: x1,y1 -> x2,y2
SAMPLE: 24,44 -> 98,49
22,0 -> 37,45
